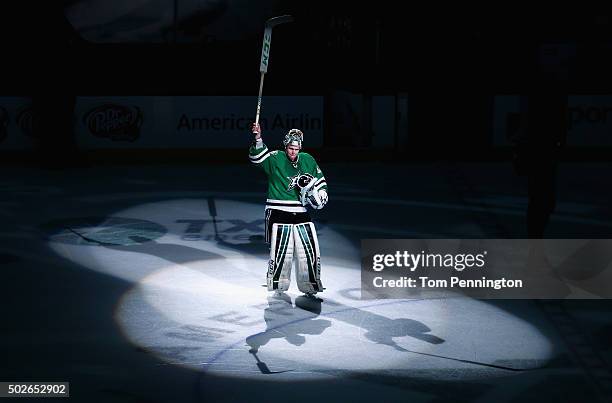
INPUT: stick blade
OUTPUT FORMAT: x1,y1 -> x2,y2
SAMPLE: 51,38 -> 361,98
266,15 -> 294,27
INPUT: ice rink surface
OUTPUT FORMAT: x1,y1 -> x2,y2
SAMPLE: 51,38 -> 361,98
2,161 -> 612,402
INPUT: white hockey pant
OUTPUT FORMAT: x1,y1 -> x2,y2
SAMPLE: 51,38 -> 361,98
267,222 -> 323,294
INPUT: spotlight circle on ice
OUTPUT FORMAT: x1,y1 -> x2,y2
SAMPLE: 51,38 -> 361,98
115,261 -> 553,381
45,197 -> 554,383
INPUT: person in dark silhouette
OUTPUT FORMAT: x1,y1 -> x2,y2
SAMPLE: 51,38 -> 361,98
512,42 -> 568,238
33,3 -> 84,169
510,42 -> 572,296
521,94 -> 566,238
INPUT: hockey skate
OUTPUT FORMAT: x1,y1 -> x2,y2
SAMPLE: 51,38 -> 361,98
303,291 -> 323,302
295,292 -> 322,314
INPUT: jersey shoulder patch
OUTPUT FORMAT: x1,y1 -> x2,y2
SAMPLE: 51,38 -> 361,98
270,150 -> 279,156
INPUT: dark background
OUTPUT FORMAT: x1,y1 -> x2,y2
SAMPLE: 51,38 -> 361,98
1,3 -> 612,403
1,3 -> 611,158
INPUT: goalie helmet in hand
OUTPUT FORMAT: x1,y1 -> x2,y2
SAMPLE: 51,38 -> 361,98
297,174 -> 328,210
283,129 -> 303,149
305,188 -> 328,210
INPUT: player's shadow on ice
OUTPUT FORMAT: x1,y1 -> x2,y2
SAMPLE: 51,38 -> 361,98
246,293 -> 331,354
352,314 -> 444,351
296,297 -> 445,352
246,293 -> 331,374
104,236 -> 225,264
246,292 -> 444,374
317,293 -> 445,351
213,234 -> 269,256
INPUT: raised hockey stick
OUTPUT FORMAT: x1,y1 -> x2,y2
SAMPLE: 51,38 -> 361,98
255,15 -> 294,126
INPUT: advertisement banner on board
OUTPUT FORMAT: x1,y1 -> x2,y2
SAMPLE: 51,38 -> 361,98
493,95 -> 612,147
0,97 -> 34,150
75,96 -> 323,149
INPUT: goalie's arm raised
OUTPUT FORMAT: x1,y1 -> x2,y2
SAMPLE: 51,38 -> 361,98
248,123 -> 273,175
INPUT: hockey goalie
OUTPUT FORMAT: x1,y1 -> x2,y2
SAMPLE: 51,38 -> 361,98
249,122 -> 328,298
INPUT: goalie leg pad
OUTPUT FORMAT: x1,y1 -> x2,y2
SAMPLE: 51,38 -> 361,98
293,222 -> 323,294
267,223 -> 294,291
264,208 -> 273,244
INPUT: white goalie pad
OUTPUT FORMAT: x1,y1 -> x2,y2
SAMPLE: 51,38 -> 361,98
267,223 -> 294,291
293,222 -> 323,294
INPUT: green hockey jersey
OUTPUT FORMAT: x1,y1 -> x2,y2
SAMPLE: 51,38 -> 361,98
249,139 -> 328,212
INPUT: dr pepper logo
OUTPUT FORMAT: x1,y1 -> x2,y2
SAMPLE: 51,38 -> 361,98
84,104 -> 143,142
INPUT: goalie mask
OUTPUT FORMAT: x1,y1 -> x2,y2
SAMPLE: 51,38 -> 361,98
283,128 -> 303,149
